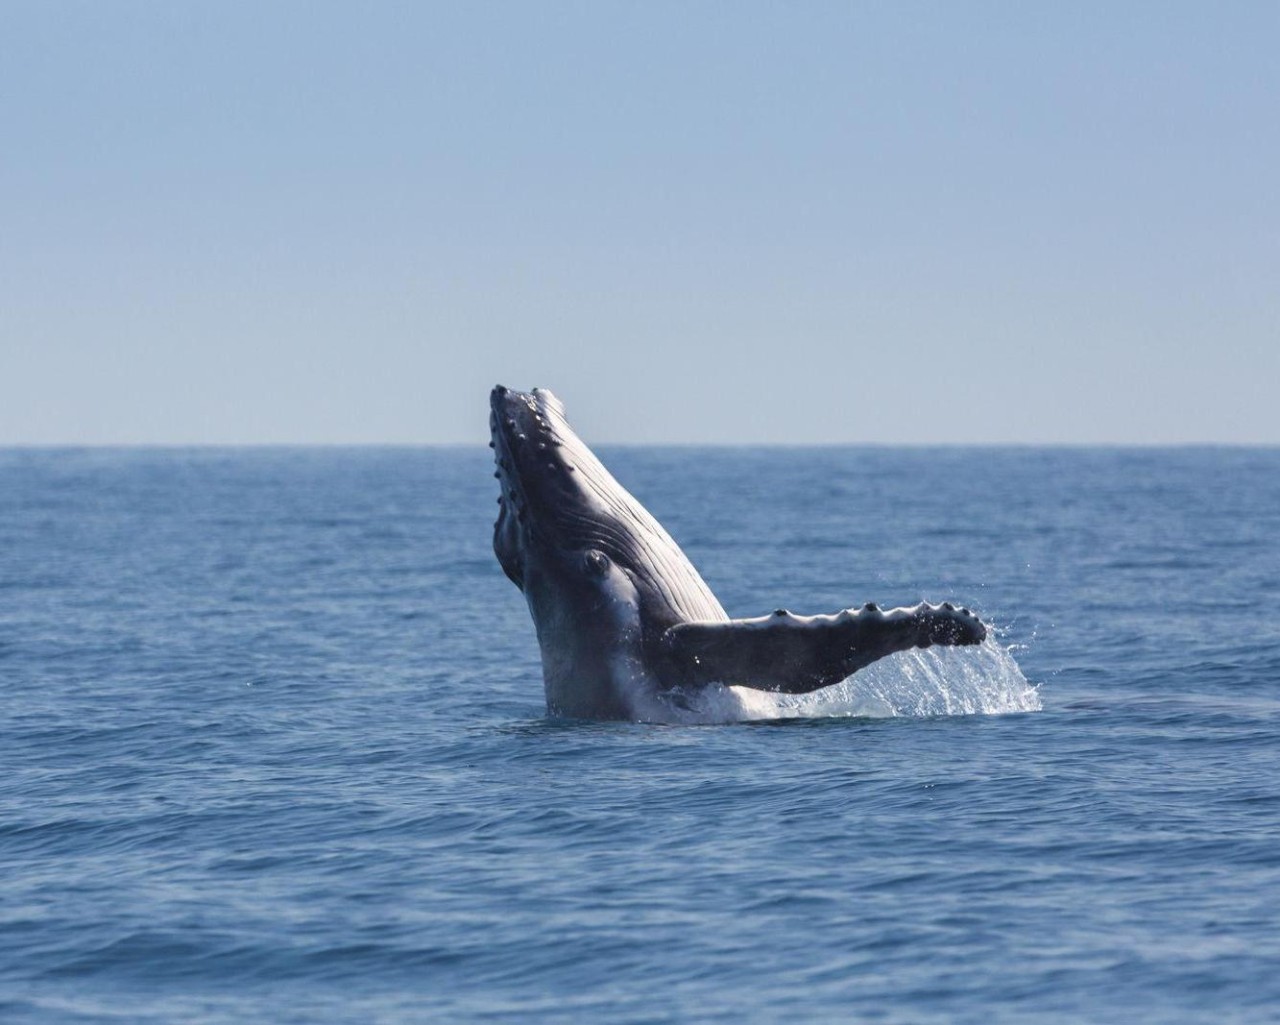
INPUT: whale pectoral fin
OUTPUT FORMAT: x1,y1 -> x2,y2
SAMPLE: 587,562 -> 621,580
661,602 -> 987,694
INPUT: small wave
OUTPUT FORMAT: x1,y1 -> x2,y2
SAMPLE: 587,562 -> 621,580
658,639 -> 1040,724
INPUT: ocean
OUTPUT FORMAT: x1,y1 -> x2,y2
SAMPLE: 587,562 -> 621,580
2,446 -> 1278,1023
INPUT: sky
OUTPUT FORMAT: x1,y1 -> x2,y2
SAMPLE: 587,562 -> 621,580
3,1 -> 1277,444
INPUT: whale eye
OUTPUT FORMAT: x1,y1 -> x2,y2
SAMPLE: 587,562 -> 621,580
583,549 -> 610,576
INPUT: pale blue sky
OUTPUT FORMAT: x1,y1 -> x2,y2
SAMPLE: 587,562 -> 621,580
3,2 -> 1277,444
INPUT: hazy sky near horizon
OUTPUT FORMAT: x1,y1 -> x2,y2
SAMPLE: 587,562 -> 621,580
3,2 -> 1277,444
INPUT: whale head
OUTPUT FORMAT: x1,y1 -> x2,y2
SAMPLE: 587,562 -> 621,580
489,385 -> 725,717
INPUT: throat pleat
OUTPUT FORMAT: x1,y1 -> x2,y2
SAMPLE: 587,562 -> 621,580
563,442 -> 727,624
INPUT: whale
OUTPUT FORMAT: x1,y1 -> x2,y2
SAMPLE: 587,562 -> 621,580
490,385 -> 988,721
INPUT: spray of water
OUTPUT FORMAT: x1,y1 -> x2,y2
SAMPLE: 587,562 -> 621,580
659,637 -> 1039,725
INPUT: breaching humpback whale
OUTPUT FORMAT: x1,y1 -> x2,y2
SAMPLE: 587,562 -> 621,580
490,385 -> 987,720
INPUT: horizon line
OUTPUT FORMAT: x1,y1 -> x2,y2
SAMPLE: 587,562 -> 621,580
3,440 -> 1278,451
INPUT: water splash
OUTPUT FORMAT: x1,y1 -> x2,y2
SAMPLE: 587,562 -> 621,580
659,638 -> 1040,724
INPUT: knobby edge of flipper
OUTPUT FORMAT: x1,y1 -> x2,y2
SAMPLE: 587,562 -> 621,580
659,601 -> 987,695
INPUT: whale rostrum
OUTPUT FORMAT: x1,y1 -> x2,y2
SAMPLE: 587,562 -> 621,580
490,385 -> 987,720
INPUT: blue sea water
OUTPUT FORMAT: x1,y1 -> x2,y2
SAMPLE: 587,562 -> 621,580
2,446 -> 1279,1024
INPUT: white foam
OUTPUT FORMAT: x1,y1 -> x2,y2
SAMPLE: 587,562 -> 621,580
654,638 -> 1040,725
